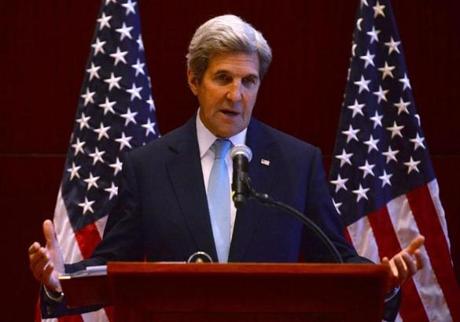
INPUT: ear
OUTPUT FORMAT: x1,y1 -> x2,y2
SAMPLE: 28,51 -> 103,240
187,69 -> 198,96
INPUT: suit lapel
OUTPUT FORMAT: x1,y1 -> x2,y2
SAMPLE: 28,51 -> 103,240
229,119 -> 280,261
165,118 -> 218,260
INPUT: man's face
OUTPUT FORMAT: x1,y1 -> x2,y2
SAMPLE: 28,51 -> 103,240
188,52 -> 261,138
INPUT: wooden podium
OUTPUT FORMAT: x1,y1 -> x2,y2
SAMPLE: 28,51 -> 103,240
60,262 -> 390,322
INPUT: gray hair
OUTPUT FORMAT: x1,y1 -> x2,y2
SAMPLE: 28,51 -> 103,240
186,14 -> 272,82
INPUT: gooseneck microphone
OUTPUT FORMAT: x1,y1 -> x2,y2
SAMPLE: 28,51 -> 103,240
230,144 -> 343,263
230,144 -> 253,209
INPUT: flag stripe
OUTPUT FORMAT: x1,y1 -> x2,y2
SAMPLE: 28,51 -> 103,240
347,216 -> 380,263
427,181 -> 450,247
75,223 -> 102,259
406,185 -> 460,321
387,193 -> 452,322
369,204 -> 429,322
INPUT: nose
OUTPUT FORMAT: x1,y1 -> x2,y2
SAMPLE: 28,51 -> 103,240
226,81 -> 243,102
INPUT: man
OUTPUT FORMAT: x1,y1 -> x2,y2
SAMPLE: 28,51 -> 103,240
29,14 -> 424,320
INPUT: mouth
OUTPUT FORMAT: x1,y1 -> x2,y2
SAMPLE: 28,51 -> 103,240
219,109 -> 240,118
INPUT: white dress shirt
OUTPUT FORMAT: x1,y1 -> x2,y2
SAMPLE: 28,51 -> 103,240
196,111 -> 247,237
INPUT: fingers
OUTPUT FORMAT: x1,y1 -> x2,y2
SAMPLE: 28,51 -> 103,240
414,249 -> 424,270
406,235 -> 425,254
393,254 -> 408,284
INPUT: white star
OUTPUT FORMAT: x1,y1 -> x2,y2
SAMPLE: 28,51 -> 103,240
121,107 -> 138,126
378,62 -> 395,80
122,0 -> 136,15
415,114 -> 421,126
373,85 -> 389,103
84,172 -> 100,191
335,149 -> 353,167
352,43 -> 357,57
356,18 -> 363,31
373,1 -> 386,18
352,184 -> 370,202
105,0 -> 117,4
404,157 -> 421,174
382,146 -> 399,163
394,98 -> 410,115
370,111 -> 383,129
91,37 -> 106,55
330,174 -> 348,192
104,72 -> 122,91
347,99 -> 365,118
142,118 -> 156,136
94,122 -> 110,140
332,199 -> 342,215
386,121 -> 404,138
115,132 -> 133,151
110,158 -> 123,175
98,97 -> 116,115
67,162 -> 81,180
89,147 -> 105,165
137,35 -> 144,51
360,50 -> 375,68
76,113 -> 91,130
116,22 -> 133,41
399,73 -> 412,90
342,125 -> 360,143
105,182 -> 118,200
379,170 -> 393,187
126,83 -> 143,101
110,47 -> 128,66
410,133 -> 426,150
97,12 -> 112,30
86,63 -> 100,81
366,26 -> 381,44
354,75 -> 371,93
131,59 -> 145,76
384,37 -> 401,55
72,138 -> 85,156
359,160 -> 375,178
364,135 -> 380,153
81,88 -> 95,106
146,95 -> 155,111
78,197 -> 95,215
361,0 -> 368,7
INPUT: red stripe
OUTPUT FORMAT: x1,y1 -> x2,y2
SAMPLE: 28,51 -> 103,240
368,206 -> 429,322
406,185 -> 460,321
58,314 -> 84,322
104,306 -> 114,322
75,222 -> 102,259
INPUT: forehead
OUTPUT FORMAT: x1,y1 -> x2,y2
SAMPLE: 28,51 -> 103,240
206,52 -> 260,77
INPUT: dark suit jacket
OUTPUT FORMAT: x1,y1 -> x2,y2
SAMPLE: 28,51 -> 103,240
43,116 -> 399,320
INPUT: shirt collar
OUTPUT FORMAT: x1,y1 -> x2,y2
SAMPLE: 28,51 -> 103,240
196,109 -> 247,158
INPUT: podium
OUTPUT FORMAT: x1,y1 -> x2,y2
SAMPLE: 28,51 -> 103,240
60,262 -> 390,322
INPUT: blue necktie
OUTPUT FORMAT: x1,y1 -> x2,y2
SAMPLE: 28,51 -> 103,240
207,139 -> 232,263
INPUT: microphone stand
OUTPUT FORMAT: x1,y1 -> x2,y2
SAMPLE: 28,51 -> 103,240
238,175 -> 343,263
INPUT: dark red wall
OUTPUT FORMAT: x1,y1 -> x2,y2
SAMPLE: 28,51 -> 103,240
1,1 -> 459,321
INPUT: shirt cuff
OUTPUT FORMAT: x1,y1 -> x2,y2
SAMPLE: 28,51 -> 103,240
43,285 -> 64,302
384,286 -> 400,303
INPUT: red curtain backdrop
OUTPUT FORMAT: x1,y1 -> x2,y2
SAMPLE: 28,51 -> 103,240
1,1 -> 458,321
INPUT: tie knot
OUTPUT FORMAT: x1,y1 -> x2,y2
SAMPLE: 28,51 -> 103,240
212,139 -> 232,160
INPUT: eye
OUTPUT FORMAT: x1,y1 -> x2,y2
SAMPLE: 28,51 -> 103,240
242,76 -> 258,88
214,73 -> 232,84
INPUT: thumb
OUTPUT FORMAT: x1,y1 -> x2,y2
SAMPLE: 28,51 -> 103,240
43,219 -> 58,249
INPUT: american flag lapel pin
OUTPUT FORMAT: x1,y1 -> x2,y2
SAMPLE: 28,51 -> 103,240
260,158 -> 270,166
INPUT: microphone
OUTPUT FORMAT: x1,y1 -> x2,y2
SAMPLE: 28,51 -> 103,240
230,144 -> 253,208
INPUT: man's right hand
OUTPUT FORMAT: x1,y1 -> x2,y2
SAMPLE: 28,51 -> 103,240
28,219 -> 65,292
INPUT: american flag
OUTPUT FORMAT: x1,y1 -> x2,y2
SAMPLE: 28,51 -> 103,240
41,0 -> 159,321
329,0 -> 459,321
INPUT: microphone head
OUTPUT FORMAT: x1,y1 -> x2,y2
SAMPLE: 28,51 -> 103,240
230,144 -> 252,162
